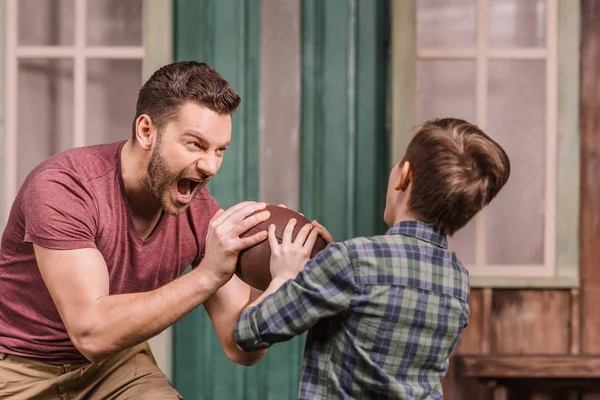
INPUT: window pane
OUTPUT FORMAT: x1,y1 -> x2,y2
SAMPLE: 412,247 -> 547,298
18,59 -> 74,186
488,0 -> 546,48
86,59 -> 142,146
417,0 -> 476,48
417,60 -> 477,264
18,0 -> 75,46
87,0 -> 143,46
486,60 -> 546,265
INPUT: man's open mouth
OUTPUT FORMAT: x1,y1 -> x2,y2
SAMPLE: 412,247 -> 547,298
177,178 -> 202,199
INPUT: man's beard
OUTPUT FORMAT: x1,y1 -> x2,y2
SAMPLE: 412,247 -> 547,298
145,143 -> 205,216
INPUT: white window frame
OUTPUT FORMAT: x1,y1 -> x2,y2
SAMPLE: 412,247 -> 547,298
2,0 -> 172,220
390,0 -> 580,288
1,0 -> 174,376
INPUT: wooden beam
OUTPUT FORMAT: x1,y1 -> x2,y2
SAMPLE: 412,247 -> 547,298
580,0 -> 600,355
570,288 -> 580,355
459,355 -> 600,379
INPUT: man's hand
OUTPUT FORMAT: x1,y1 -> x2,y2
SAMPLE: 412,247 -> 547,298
199,201 -> 270,285
268,218 -> 319,282
310,220 -> 334,244
276,204 -> 335,245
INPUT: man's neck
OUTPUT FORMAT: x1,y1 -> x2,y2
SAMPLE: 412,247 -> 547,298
120,140 -> 162,222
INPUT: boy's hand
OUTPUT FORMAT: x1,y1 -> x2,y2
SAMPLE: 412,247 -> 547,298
268,218 -> 319,282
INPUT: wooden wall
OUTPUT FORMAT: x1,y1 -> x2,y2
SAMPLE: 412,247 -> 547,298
442,1 -> 600,398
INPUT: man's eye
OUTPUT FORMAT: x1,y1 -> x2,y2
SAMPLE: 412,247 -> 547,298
188,142 -> 202,149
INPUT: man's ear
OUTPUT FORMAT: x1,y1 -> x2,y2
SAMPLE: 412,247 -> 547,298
395,161 -> 412,192
134,114 -> 155,150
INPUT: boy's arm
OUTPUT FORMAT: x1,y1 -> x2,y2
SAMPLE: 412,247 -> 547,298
234,242 -> 356,351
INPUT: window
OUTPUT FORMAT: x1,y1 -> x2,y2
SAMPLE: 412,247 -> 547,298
1,0 -> 171,225
0,0 -> 173,375
391,0 -> 580,287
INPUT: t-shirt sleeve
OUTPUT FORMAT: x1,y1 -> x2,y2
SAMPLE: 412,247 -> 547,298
22,168 -> 98,251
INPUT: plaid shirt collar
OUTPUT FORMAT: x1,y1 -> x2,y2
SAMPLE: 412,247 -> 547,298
385,220 -> 448,249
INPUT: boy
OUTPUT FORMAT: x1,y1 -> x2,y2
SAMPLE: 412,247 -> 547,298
234,118 -> 511,399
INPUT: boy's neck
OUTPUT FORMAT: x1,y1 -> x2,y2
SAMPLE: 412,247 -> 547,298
393,212 -> 420,226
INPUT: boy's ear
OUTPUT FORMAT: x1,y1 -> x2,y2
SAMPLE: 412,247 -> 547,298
395,161 -> 412,192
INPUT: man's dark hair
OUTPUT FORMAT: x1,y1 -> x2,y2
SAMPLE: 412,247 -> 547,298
132,61 -> 241,138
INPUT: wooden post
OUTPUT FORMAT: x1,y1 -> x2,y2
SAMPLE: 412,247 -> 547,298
580,1 -> 600,399
580,0 -> 600,355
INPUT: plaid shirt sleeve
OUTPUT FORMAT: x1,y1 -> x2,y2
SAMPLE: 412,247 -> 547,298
234,242 -> 356,351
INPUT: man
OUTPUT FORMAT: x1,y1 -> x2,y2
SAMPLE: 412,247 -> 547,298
235,118 -> 511,399
0,61 -> 289,399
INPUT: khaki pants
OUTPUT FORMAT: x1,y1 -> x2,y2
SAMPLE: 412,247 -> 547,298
0,342 -> 182,399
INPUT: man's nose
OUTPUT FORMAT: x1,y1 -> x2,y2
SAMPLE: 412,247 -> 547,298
196,154 -> 218,177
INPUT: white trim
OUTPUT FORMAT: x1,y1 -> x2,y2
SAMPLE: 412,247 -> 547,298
142,0 -> 172,81
16,46 -> 145,59
474,0 -> 488,267
417,48 -> 548,59
73,0 -> 86,148
4,0 -> 17,220
466,265 -> 555,278
545,0 -> 558,277
417,49 -> 477,59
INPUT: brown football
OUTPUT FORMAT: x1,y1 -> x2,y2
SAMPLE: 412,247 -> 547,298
235,204 -> 329,291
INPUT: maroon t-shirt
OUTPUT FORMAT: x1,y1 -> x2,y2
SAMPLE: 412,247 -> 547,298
0,141 -> 220,364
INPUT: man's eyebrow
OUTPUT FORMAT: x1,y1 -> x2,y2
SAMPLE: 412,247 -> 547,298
182,130 -> 208,142
183,130 -> 231,147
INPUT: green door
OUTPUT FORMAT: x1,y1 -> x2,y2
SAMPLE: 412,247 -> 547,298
301,0 -> 390,241
172,0 -> 389,398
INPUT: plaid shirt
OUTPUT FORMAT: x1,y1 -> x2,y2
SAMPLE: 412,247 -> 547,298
235,221 -> 470,399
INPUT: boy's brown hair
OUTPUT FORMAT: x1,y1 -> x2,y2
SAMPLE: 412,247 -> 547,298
402,118 -> 510,236
132,61 -> 241,138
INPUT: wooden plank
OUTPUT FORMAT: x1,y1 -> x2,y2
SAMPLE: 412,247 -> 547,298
506,387 -> 578,400
443,290 -> 492,400
494,387 -> 508,400
580,0 -> 600,355
459,355 -> 600,379
482,288 -> 492,354
491,290 -> 570,354
459,289 -> 485,353
570,289 -> 580,355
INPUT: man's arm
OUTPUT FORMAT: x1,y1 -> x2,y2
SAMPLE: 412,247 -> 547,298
203,274 -> 266,366
234,241 -> 356,351
34,201 -> 271,363
35,245 -> 222,362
